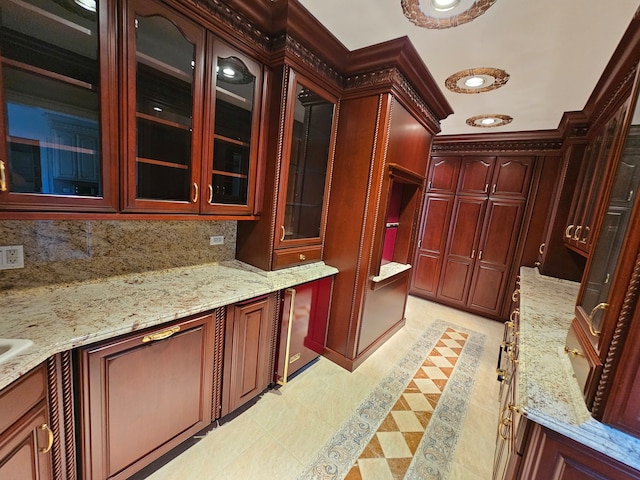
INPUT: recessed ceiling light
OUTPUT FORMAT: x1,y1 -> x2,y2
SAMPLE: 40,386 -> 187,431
464,76 -> 485,88
445,68 -> 510,94
466,114 -> 513,128
431,0 -> 460,12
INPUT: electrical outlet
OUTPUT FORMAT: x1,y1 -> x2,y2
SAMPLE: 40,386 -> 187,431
209,236 -> 224,246
0,245 -> 24,270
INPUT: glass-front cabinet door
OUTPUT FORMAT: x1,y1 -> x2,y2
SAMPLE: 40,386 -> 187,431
123,0 -> 204,213
201,39 -> 262,215
273,71 -> 336,267
575,78 -> 640,353
0,0 -> 117,211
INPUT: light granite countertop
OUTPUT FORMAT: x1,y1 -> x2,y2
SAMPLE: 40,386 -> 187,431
518,266 -> 640,471
0,260 -> 338,391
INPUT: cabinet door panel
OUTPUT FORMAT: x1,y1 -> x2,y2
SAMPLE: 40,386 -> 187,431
411,194 -> 454,298
223,295 -> 274,415
469,200 -> 524,315
427,156 -> 460,194
79,314 -> 214,480
0,404 -> 52,480
437,196 -> 485,305
490,156 -> 534,198
457,157 -> 494,194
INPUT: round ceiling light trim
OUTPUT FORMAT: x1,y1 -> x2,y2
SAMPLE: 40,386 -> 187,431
445,67 -> 510,94
466,114 -> 513,128
401,0 -> 499,29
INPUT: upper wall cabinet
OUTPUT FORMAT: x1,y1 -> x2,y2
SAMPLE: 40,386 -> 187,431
122,0 -> 264,215
564,101 -> 629,254
236,67 -> 337,270
0,0 -> 118,211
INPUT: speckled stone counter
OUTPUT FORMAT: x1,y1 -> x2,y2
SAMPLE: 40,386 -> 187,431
0,260 -> 338,391
519,266 -> 640,470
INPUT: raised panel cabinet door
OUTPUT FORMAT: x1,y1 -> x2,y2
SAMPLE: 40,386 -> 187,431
520,425 -> 640,480
468,199 -> 524,315
457,156 -> 495,195
490,156 -> 535,199
79,314 -> 215,480
427,156 -> 461,194
411,194 -> 454,298
223,295 -> 275,415
0,403 -> 53,480
437,196 -> 486,305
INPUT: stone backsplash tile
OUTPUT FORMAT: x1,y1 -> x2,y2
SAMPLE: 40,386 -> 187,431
0,220 -> 236,290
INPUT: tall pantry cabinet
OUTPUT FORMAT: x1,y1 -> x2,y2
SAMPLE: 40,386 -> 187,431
322,93 -> 435,371
411,155 -> 534,319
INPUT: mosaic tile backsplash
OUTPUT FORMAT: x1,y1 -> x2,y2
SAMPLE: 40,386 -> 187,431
0,220 -> 237,290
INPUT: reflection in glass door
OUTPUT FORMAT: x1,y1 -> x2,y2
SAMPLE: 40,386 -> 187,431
0,0 -> 101,197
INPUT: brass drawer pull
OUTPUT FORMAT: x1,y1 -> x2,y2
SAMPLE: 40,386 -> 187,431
142,326 -> 180,343
538,242 -> 545,255
564,346 -> 584,357
512,289 -> 520,302
586,302 -> 607,336
299,253 -> 306,261
280,226 -> 286,242
208,184 -> 213,204
39,424 -> 54,453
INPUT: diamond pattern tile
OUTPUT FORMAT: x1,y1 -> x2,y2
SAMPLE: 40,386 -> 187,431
345,328 -> 468,480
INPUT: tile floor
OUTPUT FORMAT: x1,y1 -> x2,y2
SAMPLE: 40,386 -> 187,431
143,296 -> 504,480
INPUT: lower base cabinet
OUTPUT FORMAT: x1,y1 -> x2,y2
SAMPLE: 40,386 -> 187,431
77,312 -> 217,480
0,364 -> 52,480
517,422 -> 640,480
222,294 -> 277,416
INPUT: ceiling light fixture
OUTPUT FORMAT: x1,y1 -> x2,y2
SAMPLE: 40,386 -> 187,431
445,67 -> 509,94
466,114 -> 513,128
464,76 -> 485,88
74,0 -> 96,12
401,0 -> 500,30
431,0 -> 460,12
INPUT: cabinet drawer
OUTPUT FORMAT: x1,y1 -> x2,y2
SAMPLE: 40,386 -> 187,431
0,364 -> 47,434
565,318 -> 602,406
273,245 -> 322,269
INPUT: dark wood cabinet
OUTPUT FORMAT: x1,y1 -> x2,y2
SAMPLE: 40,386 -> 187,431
236,68 -> 337,270
518,424 -> 640,480
427,156 -> 461,194
0,364 -> 52,480
323,92 -> 434,371
122,0 -> 263,215
77,313 -> 217,480
416,155 -> 533,319
410,194 -> 455,298
222,294 -> 277,415
564,101 -> 630,255
0,0 -> 118,212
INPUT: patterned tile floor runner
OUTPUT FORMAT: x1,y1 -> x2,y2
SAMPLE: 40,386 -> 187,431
344,328 -> 468,480
298,320 -> 483,480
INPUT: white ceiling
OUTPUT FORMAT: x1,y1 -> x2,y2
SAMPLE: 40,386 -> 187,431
298,0 -> 640,136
